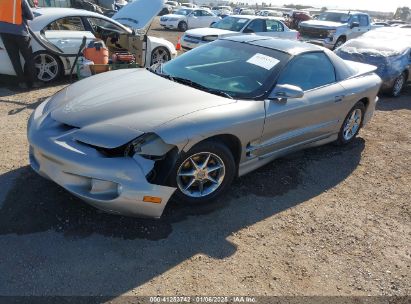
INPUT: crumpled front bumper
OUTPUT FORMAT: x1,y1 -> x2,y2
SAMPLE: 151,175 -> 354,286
27,102 -> 176,218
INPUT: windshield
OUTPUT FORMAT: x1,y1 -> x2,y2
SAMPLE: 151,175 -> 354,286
161,40 -> 289,99
211,16 -> 250,31
318,12 -> 349,23
174,9 -> 192,16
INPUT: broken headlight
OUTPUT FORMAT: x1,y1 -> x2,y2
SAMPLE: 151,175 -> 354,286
124,133 -> 175,159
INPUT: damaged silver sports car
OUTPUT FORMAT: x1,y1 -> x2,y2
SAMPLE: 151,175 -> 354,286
28,36 -> 382,218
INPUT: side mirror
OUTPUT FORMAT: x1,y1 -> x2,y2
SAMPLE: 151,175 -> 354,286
350,21 -> 360,29
268,84 -> 304,100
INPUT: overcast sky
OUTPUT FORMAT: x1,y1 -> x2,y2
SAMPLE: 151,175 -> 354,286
238,0 -> 409,12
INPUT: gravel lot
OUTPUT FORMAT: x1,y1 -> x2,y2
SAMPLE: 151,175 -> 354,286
0,18 -> 410,298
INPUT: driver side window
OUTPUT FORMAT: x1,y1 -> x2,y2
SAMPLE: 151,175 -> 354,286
192,10 -> 203,17
277,52 -> 336,91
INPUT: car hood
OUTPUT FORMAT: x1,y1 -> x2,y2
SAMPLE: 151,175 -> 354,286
49,69 -> 234,133
300,20 -> 345,29
186,27 -> 237,36
112,0 -> 163,32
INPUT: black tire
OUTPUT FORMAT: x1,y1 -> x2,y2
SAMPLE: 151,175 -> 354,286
333,36 -> 346,50
390,72 -> 406,97
336,102 -> 365,145
178,21 -> 188,32
210,22 -> 216,27
32,51 -> 62,83
169,141 -> 236,204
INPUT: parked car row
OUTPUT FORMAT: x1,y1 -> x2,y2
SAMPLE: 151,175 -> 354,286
181,15 -> 299,51
0,0 -> 177,83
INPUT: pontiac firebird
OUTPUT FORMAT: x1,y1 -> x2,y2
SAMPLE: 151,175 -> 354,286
27,36 -> 382,217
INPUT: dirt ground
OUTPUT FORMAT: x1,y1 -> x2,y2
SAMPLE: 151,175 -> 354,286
0,17 -> 410,299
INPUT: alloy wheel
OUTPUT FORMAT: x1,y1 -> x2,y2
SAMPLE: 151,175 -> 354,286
176,152 -> 225,198
151,48 -> 170,65
343,108 -> 362,141
34,53 -> 59,82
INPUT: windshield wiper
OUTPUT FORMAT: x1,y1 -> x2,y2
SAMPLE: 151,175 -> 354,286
148,68 -> 233,99
170,77 -> 234,99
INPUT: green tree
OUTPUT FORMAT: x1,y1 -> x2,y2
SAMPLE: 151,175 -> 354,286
394,6 -> 410,21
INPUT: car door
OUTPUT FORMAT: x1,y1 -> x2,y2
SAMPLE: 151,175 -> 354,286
201,9 -> 218,26
187,10 -> 204,28
357,14 -> 371,36
257,52 -> 346,156
258,19 -> 287,38
0,36 -> 15,76
347,14 -> 366,39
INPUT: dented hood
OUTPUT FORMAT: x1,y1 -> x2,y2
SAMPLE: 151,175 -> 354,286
49,69 -> 234,134
112,0 -> 164,31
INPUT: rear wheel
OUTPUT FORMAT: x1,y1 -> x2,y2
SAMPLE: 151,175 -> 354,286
391,72 -> 406,97
178,21 -> 188,32
150,47 -> 170,65
336,102 -> 365,145
33,51 -> 62,83
170,141 -> 236,204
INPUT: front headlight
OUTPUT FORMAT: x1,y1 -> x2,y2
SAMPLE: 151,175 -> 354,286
202,35 -> 218,42
124,133 -> 175,159
327,29 -> 336,38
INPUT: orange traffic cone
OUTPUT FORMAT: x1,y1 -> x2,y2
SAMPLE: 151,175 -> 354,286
176,36 -> 181,51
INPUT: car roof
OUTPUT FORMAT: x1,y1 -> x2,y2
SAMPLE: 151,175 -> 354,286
34,7 -> 105,18
221,35 -> 323,55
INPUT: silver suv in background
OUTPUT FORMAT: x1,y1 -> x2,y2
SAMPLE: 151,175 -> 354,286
299,11 -> 371,49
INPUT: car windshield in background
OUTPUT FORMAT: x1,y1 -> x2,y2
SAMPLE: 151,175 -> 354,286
211,17 -> 250,31
318,12 -> 349,23
174,9 -> 192,16
161,40 -> 289,99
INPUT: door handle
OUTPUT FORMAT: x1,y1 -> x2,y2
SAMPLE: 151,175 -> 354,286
334,95 -> 345,102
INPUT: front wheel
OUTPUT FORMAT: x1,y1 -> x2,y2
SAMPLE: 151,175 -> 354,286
336,102 -> 365,145
178,21 -> 188,32
170,141 -> 236,204
333,37 -> 346,50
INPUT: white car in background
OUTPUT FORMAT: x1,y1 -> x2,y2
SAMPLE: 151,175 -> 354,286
258,10 -> 284,18
0,0 -> 177,83
180,3 -> 197,9
211,6 -> 233,16
160,8 -> 221,31
181,15 -> 299,51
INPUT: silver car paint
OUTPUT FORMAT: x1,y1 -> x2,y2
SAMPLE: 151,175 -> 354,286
28,41 -> 382,217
